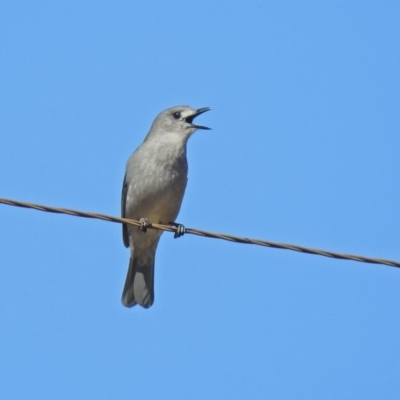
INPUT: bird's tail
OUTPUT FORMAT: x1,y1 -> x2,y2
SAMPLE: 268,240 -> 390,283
121,250 -> 155,308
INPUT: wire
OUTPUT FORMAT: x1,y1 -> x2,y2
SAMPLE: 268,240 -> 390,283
0,196 -> 399,268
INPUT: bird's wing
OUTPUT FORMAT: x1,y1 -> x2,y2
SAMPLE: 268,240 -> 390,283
121,173 -> 130,248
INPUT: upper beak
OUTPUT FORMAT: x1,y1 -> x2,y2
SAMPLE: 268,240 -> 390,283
186,107 -> 212,130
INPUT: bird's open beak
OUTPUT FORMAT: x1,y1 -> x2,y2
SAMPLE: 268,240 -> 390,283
186,107 -> 212,130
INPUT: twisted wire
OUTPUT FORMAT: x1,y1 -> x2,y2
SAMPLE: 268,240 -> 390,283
0,197 -> 399,268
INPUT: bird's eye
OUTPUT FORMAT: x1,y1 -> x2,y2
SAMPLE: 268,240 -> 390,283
173,111 -> 181,119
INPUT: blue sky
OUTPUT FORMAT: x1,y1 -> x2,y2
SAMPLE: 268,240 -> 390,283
1,2 -> 400,399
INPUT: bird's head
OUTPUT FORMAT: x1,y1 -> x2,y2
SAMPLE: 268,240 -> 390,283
148,105 -> 211,139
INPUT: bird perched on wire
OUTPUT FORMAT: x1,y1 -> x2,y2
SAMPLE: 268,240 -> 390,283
121,105 -> 211,308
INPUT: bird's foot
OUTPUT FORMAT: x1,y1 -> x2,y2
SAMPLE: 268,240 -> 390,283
139,218 -> 151,233
170,222 -> 186,239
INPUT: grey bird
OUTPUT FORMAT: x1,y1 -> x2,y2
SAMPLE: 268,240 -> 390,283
121,105 -> 211,308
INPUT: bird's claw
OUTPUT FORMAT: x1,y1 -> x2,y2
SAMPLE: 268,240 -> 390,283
139,218 -> 151,233
170,222 -> 186,239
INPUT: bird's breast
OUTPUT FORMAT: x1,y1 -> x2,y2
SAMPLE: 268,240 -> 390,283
125,144 -> 188,224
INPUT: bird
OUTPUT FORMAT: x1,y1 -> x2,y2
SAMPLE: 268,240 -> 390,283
121,105 -> 211,308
